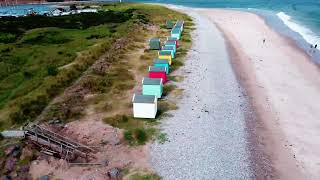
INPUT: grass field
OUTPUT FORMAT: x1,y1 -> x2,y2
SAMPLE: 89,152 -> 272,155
0,2 -> 194,178
0,3 -> 172,130
0,2 -> 193,130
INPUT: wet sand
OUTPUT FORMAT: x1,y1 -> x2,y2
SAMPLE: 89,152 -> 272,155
199,9 -> 320,179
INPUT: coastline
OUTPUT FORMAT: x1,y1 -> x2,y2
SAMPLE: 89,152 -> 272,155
199,8 -> 320,179
151,5 -> 320,179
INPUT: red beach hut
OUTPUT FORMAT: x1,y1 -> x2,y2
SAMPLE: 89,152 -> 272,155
149,66 -> 167,83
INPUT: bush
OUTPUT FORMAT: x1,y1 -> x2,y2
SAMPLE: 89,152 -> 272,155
0,33 -> 16,43
124,128 -> 148,145
134,128 -> 147,145
47,66 -> 58,76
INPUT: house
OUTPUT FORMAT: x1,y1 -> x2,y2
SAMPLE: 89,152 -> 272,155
132,94 -> 157,119
171,28 -> 182,40
149,66 -> 167,83
158,51 -> 172,65
154,59 -> 170,74
167,37 -> 179,48
149,38 -> 161,50
166,20 -> 175,29
142,77 -> 163,98
161,46 -> 175,59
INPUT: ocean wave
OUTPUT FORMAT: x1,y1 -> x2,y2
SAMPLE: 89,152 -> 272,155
276,11 -> 319,46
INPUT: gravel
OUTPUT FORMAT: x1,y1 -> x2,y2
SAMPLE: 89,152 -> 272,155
150,7 -> 253,180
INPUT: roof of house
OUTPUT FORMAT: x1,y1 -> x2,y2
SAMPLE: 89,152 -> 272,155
132,94 -> 156,104
143,77 -> 162,85
159,51 -> 172,56
149,66 -> 166,72
154,59 -> 169,64
165,41 -> 176,45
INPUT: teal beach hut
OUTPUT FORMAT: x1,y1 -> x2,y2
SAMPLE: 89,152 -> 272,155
166,20 -> 175,29
171,28 -> 182,40
165,41 -> 177,52
154,59 -> 170,74
142,77 -> 163,98
149,38 -> 161,50
162,46 -> 175,58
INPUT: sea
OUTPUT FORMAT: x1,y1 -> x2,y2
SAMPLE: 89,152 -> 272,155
0,0 -> 319,62
128,0 -> 320,63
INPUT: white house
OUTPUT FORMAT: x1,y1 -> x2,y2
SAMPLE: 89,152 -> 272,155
132,94 -> 157,119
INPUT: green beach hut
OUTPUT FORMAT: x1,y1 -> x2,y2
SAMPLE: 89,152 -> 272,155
149,38 -> 161,50
142,77 -> 163,98
166,20 -> 175,29
154,59 -> 170,74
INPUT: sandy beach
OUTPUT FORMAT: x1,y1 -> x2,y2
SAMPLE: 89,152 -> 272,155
150,5 -> 320,180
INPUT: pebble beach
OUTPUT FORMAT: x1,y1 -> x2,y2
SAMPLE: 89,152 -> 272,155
150,7 -> 253,179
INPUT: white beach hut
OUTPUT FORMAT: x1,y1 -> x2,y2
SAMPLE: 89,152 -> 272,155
132,94 -> 157,119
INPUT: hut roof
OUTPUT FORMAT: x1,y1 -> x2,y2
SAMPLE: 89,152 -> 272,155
143,77 -> 162,85
154,59 -> 169,64
149,66 -> 166,72
159,51 -> 172,56
176,20 -> 184,25
132,94 -> 156,104
165,41 -> 176,45
171,29 -> 181,34
162,46 -> 174,50
167,37 -> 178,41
150,38 -> 160,42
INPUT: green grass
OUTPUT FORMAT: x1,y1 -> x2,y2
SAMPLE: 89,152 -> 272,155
130,173 -> 162,180
0,6 -> 148,129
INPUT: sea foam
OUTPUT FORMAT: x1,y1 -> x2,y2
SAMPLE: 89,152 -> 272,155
277,12 -> 319,46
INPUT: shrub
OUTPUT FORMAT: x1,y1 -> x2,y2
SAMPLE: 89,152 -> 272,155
134,128 -> 147,145
47,65 -> 58,76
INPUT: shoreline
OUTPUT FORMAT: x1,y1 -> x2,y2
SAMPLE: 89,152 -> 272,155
152,5 -> 320,179
199,8 -> 320,179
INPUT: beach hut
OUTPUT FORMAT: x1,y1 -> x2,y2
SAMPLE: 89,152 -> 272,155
171,28 -> 182,40
132,94 -> 157,119
166,20 -> 175,29
142,77 -> 163,98
164,41 -> 177,52
162,46 -> 175,58
154,59 -> 170,74
149,66 -> 167,83
158,51 -> 172,65
167,37 -> 179,48
176,20 -> 184,30
149,38 -> 161,50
